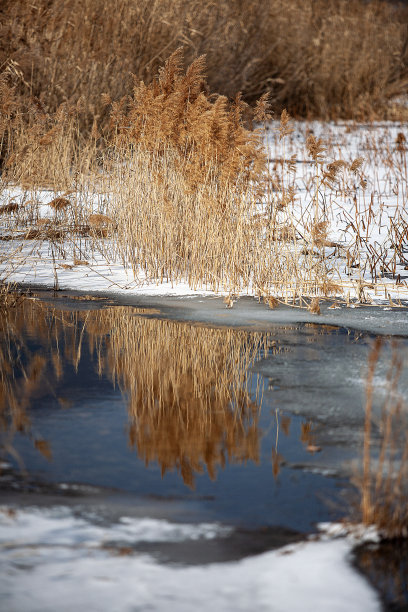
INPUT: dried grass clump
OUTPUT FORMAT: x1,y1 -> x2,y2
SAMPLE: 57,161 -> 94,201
88,214 -> 113,227
0,203 -> 19,215
106,49 -> 269,293
307,298 -> 321,315
49,197 -> 70,212
2,101 -> 95,191
0,67 -> 99,198
101,51 -> 341,297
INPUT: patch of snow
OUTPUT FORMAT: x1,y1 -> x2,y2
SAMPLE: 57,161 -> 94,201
319,521 -> 380,544
0,506 -> 380,612
0,506 -> 230,548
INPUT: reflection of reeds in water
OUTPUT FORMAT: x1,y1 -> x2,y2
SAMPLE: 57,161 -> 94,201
0,295 -> 97,459
0,296 -> 344,488
87,308 -> 269,488
0,297 -> 274,486
0,296 -> 53,459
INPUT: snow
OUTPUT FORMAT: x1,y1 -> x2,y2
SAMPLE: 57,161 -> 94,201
0,506 -> 380,612
0,239 -> 216,297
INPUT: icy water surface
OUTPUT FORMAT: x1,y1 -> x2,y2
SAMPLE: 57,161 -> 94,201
1,296 -> 407,609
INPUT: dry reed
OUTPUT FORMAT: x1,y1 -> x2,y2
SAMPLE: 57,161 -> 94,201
356,338 -> 408,539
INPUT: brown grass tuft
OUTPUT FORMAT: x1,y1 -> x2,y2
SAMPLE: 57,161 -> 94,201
265,296 -> 279,309
88,214 -> 113,227
49,197 -> 70,211
0,203 -> 19,215
308,298 -> 321,315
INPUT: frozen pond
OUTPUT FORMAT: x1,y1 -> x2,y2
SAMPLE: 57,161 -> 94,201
1,293 -> 407,610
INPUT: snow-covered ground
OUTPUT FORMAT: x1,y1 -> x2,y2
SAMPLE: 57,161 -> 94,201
1,121 -> 407,303
0,505 -> 380,612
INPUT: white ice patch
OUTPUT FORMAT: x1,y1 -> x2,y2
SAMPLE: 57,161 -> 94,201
0,506 -> 380,612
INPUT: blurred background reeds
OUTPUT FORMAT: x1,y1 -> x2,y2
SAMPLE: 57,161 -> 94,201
1,0 -> 408,132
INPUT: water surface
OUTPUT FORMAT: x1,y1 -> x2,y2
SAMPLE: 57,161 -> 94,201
1,296 -> 407,607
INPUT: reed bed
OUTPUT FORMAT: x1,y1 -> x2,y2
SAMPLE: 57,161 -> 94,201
0,50 -> 407,302
1,0 -> 407,126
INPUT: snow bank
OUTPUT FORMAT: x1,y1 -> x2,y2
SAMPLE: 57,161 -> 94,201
0,506 -> 380,612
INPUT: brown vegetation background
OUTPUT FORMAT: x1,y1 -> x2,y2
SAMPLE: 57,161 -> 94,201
1,0 -> 408,131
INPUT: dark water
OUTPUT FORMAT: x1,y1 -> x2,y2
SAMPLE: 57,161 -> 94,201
1,296 -> 407,607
